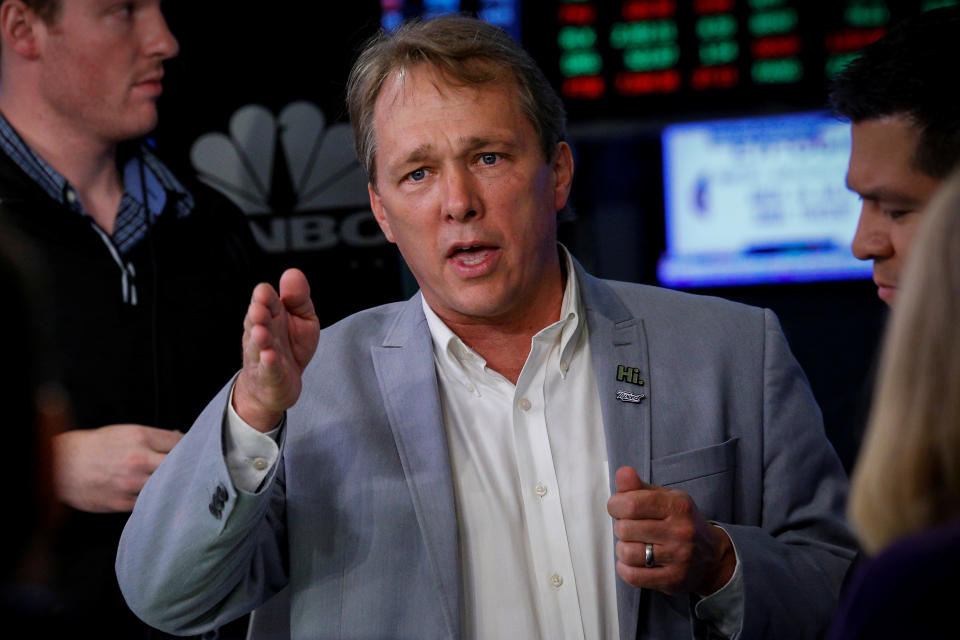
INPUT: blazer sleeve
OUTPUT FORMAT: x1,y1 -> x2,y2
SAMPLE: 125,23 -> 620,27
722,309 -> 858,639
115,377 -> 289,635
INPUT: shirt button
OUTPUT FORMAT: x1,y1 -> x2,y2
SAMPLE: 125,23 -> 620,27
465,382 -> 475,393
534,482 -> 548,497
518,398 -> 531,411
252,457 -> 268,470
550,573 -> 563,588
65,190 -> 77,203
560,360 -> 569,372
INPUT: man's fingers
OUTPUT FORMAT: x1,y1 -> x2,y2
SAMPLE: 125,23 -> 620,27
258,348 -> 284,378
245,297 -> 274,328
616,540 -> 672,567
141,426 -> 183,453
242,296 -> 278,365
616,559 -> 681,592
249,323 -> 273,350
608,486 -> 671,520
615,466 -> 666,494
278,268 -> 316,319
615,465 -> 644,493
278,267 -> 309,300
243,322 -> 279,371
252,282 -> 283,317
613,516 -> 670,543
142,450 -> 169,474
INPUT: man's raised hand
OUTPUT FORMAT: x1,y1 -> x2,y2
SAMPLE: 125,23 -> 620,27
234,268 -> 320,431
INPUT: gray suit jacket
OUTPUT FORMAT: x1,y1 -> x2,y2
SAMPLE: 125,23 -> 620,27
117,264 -> 857,639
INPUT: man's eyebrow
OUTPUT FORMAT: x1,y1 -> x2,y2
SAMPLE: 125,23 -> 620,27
849,186 -> 921,206
845,178 -> 920,205
461,135 -> 519,151
401,144 -> 434,166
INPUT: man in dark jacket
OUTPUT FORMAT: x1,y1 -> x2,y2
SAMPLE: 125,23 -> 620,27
0,1 -> 259,637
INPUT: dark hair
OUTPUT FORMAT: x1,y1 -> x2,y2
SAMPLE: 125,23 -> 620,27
346,14 -> 567,187
829,6 -> 960,178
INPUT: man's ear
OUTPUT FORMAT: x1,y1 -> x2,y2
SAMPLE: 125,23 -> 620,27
0,0 -> 43,60
551,141 -> 574,213
368,182 -> 396,244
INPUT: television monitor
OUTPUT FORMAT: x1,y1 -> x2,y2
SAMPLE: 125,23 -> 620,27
657,111 -> 870,288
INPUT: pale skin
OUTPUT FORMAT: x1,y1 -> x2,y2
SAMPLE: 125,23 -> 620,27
0,0 -> 181,512
233,63 -> 734,597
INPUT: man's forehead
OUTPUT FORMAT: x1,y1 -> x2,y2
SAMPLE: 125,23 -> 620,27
848,117 -> 921,177
372,65 -> 525,143
847,115 -> 942,203
376,64 -> 517,111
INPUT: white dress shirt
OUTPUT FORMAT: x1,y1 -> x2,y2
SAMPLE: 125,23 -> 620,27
421,253 -> 617,639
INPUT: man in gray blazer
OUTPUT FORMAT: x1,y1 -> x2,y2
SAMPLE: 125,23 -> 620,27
117,15 -> 856,640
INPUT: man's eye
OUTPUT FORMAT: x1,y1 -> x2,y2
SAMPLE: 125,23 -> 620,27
408,168 -> 426,182
480,153 -> 499,166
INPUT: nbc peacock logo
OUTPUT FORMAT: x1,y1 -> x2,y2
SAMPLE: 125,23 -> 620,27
191,102 -> 386,253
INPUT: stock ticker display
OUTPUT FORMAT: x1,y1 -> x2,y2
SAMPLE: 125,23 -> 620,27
533,0 -> 957,120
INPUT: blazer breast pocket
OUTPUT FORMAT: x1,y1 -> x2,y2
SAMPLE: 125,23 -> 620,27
650,438 -> 738,523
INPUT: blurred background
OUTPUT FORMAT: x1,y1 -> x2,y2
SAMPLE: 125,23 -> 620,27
155,0 -> 957,471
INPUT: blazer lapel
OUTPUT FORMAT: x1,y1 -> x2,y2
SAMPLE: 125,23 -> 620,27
579,266 -> 653,640
372,295 -> 461,639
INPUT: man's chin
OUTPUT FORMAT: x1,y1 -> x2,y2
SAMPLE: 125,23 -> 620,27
114,110 -> 160,142
876,284 -> 896,306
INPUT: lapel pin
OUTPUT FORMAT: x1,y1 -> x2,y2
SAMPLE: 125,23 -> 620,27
616,389 -> 645,403
616,364 -> 645,386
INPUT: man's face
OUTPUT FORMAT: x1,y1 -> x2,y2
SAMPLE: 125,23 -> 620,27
847,115 -> 942,305
368,65 -> 573,326
33,0 -> 178,145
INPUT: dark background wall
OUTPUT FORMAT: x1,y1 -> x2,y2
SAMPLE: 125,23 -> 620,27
158,2 -> 392,327
153,1 -> 915,471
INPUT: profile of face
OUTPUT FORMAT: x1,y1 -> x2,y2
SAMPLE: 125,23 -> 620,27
32,0 -> 179,145
368,64 -> 574,326
847,115 -> 942,306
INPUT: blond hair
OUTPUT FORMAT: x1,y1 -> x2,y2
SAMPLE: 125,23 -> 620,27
345,14 -> 566,188
848,168 -> 960,553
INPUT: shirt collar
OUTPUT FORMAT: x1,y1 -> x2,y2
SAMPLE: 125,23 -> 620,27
552,245 -> 585,377
421,244 -> 585,387
0,109 -> 193,217
0,109 -> 68,204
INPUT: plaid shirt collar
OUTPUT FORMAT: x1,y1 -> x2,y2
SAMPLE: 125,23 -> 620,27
0,109 -> 194,254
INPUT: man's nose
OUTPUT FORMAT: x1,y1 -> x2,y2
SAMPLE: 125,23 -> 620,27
441,168 -> 481,222
851,205 -> 893,261
144,6 -> 180,61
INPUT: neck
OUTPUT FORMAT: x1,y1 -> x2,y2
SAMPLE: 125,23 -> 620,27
439,260 -> 568,385
0,93 -> 124,233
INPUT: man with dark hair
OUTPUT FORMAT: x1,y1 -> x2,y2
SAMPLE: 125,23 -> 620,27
830,6 -> 960,306
119,15 -> 855,640
0,1 -> 258,637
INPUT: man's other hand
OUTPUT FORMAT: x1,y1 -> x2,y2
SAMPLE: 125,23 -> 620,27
607,465 -> 736,596
234,268 -> 320,431
52,424 -> 183,512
